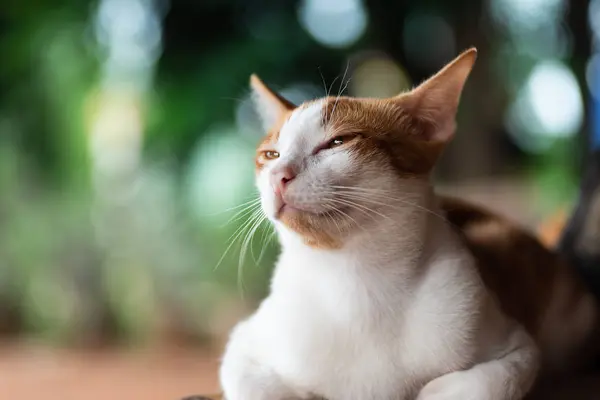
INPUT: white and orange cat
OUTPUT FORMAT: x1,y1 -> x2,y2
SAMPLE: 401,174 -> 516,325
218,49 -> 600,400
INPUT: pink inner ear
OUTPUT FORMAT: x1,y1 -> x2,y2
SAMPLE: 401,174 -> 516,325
387,92 -> 453,143
426,118 -> 457,143
395,50 -> 476,143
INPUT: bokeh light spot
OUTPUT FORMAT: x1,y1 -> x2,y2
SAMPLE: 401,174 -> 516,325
349,55 -> 411,98
589,0 -> 600,40
491,0 -> 564,33
506,61 -> 583,152
185,126 -> 255,217
298,0 -> 368,48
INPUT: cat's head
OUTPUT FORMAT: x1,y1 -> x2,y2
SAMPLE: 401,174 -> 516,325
251,48 -> 476,248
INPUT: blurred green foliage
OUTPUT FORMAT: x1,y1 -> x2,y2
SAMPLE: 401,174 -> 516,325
0,0 -> 586,346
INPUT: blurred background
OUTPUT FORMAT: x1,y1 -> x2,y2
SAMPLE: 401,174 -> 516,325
0,0 -> 597,398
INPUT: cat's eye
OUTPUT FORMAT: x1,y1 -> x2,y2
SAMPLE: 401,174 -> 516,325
330,138 -> 345,147
262,150 -> 280,160
326,134 -> 359,149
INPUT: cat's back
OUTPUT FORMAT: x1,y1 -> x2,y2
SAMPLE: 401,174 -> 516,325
440,195 -> 600,374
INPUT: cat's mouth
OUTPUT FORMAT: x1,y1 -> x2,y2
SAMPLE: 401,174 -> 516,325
275,199 -> 349,221
272,193 -> 356,246
275,202 -> 312,219
276,203 -> 297,218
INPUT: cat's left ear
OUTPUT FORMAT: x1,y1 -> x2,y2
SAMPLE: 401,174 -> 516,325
398,47 -> 477,142
250,74 -> 296,131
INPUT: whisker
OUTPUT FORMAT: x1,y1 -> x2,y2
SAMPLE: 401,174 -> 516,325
318,67 -> 329,126
331,185 -> 403,195
334,191 -> 407,209
257,230 -> 277,265
214,208 -> 263,272
207,197 -> 261,217
329,61 -> 350,127
337,61 -> 350,99
239,210 -> 266,269
236,210 -> 267,297
333,188 -> 417,204
330,193 -> 425,244
327,76 -> 340,98
332,187 -> 455,228
321,204 -> 344,234
324,74 -> 342,129
324,202 -> 364,233
337,196 -> 392,220
228,208 -> 263,246
248,213 -> 269,265
226,197 -> 262,212
318,66 -> 328,97
222,201 -> 262,227
329,198 -> 388,223
331,186 -> 422,201
257,220 -> 273,258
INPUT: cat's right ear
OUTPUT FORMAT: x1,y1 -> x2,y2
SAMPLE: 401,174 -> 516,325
250,74 -> 296,131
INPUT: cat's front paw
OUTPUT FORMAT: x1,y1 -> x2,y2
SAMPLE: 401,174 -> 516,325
416,371 -> 491,400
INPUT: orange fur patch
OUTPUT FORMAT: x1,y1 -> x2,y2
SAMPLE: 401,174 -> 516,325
324,97 -> 444,176
280,210 -> 343,249
441,196 -> 600,372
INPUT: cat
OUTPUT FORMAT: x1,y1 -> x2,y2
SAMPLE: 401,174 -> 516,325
218,49 -> 600,400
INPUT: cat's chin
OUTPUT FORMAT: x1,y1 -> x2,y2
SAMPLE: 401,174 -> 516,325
276,204 -> 300,219
276,202 -> 342,220
276,203 -> 319,220
277,207 -> 345,249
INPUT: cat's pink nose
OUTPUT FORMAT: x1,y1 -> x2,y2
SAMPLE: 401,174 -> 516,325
270,166 -> 296,195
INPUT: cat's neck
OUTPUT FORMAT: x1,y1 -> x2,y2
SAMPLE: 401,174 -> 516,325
271,186 -> 473,316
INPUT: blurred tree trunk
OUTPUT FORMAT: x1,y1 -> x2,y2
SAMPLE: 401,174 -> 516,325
366,0 -> 498,182
363,0 -> 411,73
442,0 -> 501,181
567,0 -> 592,170
559,0 -> 600,305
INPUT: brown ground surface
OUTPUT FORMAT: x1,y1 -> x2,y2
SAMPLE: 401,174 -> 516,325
0,343 -> 221,400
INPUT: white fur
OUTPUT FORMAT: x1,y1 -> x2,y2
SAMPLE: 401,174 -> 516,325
220,103 -> 540,400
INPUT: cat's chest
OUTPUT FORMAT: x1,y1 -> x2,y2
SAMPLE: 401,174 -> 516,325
256,254 -> 479,399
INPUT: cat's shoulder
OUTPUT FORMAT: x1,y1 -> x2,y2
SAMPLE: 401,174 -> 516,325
438,194 -> 588,336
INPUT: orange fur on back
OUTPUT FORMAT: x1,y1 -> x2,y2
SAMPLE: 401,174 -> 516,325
441,196 -> 600,374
